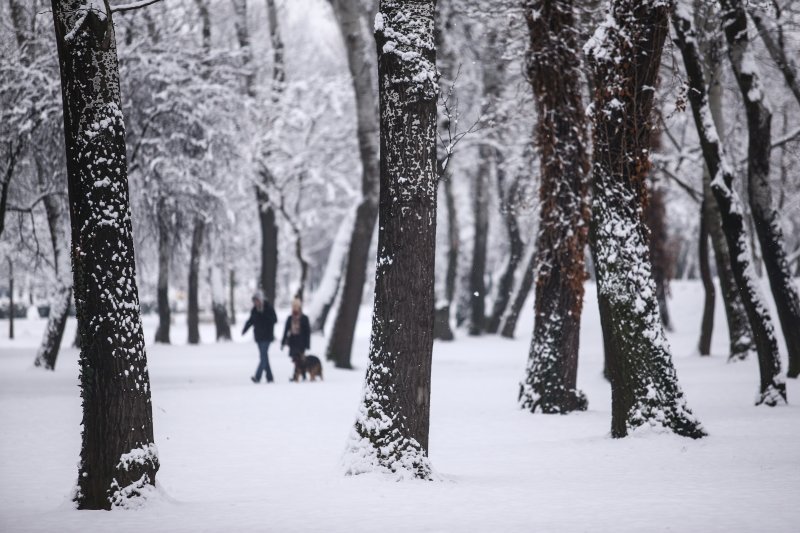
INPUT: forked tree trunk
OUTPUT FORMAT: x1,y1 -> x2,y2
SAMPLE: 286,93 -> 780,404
671,6 -> 785,405
344,0 -> 438,480
51,0 -> 158,509
719,0 -> 800,378
154,217 -> 170,344
326,0 -> 380,368
187,217 -> 204,345
585,0 -> 705,438
519,0 -> 589,414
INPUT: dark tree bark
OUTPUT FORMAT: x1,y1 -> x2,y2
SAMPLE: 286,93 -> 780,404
518,0 -> 589,414
671,6 -> 786,405
229,268 -> 236,325
468,156 -> 490,336
585,0 -> 705,438
645,180 -> 673,331
51,0 -> 158,508
699,32 -> 755,361
154,215 -> 170,344
486,161 -> 524,334
499,245 -> 536,339
209,265 -> 231,341
344,0 -> 438,479
719,0 -> 800,378
697,200 -> 716,355
697,200 -> 715,355
433,175 -> 458,341
7,257 -> 13,339
326,0 -> 380,368
187,217 -> 204,345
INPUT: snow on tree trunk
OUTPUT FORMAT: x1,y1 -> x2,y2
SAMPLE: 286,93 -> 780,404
50,0 -> 158,509
719,0 -> 800,378
343,0 -> 438,480
671,4 -> 786,406
307,206 -> 355,333
518,0 -> 589,414
584,0 -> 705,437
326,0 -> 380,369
187,217 -> 204,345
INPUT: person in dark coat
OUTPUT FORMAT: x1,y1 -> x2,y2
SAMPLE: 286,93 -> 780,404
282,297 -> 311,381
242,290 -> 278,383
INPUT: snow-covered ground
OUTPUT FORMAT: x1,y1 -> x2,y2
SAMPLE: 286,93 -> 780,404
1,281 -> 798,532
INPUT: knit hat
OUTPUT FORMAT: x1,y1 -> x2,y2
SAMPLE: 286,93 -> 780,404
252,290 -> 264,301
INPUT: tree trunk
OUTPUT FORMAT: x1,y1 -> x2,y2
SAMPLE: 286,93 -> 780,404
51,0 -> 158,508
499,245 -> 536,339
719,0 -> 800,378
326,0 -> 380,369
433,175 -> 458,341
308,206 -> 355,333
703,49 -> 755,361
519,0 -> 589,414
344,0 -> 438,479
645,181 -> 673,331
585,0 -> 705,438
747,4 -> 800,108
486,166 -> 524,334
210,265 -> 231,341
671,6 -> 786,406
154,217 -> 170,344
187,217 -> 204,345
697,200 -> 715,355
468,156 -> 490,336
229,268 -> 236,325
7,257 -> 13,339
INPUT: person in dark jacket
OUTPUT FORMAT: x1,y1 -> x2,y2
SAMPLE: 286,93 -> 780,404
242,290 -> 278,383
282,297 -> 311,381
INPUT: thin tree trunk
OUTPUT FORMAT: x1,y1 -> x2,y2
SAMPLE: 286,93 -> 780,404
308,206 -> 355,333
433,175 -> 458,341
187,217 -> 204,345
210,265 -> 231,341
326,0 -> 380,369
747,3 -> 800,108
154,217 -> 170,344
487,166 -> 524,334
671,6 -> 786,405
344,0 -> 438,479
719,0 -> 800,378
698,200 -> 715,355
229,268 -> 236,325
51,0 -> 158,508
7,257 -> 13,339
702,47 -> 755,361
499,244 -> 536,339
585,0 -> 705,438
645,181 -> 673,331
519,0 -> 589,414
469,154 -> 490,336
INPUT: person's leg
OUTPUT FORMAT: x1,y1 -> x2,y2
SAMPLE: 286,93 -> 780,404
254,341 -> 268,382
264,341 -> 274,382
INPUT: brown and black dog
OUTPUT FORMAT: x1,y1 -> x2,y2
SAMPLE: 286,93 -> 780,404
291,353 -> 323,382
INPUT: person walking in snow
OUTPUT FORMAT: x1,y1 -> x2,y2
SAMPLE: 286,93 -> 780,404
242,290 -> 278,383
282,297 -> 311,381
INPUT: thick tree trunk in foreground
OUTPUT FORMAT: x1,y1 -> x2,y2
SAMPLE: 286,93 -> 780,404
344,0 -> 438,479
519,0 -> 589,414
671,6 -> 785,405
697,202 -> 715,355
720,0 -> 800,378
51,0 -> 158,508
327,0 -> 380,368
585,0 -> 705,438
154,218 -> 170,344
187,218 -> 204,345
